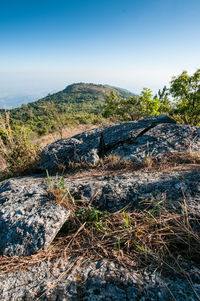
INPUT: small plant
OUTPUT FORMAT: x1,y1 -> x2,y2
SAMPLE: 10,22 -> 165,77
147,200 -> 164,218
122,208 -> 131,229
46,170 -> 75,209
94,220 -> 107,233
77,207 -> 104,223
115,237 -> 121,257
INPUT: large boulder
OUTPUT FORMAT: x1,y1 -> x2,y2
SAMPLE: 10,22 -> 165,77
0,176 -> 70,256
111,123 -> 200,163
39,114 -> 177,170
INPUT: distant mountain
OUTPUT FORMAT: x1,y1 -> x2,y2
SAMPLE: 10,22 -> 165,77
0,83 -> 136,135
22,82 -> 134,109
104,84 -> 137,95
0,92 -> 53,109
4,82 -> 135,117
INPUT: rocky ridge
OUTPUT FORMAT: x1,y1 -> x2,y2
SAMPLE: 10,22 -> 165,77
39,114 -> 200,170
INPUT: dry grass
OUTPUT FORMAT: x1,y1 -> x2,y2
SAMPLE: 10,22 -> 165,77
33,124 -> 99,148
0,110 -> 40,180
58,154 -> 141,176
0,179 -> 199,278
148,150 -> 200,171
53,150 -> 200,180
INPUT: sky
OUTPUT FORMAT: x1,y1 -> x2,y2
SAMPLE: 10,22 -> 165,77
0,0 -> 200,107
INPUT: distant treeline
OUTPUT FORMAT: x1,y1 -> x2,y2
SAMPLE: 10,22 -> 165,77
1,70 -> 200,138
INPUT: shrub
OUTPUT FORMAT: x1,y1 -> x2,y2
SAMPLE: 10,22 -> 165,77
0,110 -> 40,180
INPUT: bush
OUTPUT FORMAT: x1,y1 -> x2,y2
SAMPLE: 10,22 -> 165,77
0,111 -> 40,180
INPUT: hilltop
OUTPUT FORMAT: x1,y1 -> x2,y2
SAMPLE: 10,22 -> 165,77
1,83 -> 135,135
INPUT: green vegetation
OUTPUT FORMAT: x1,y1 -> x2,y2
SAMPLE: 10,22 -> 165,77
170,69 -> 200,125
103,86 -> 171,121
0,83 -> 133,136
104,69 -> 200,126
0,110 -> 39,180
1,70 -> 199,142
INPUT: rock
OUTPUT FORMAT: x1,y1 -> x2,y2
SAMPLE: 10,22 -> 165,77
63,170 -> 200,212
39,114 -> 177,170
1,169 -> 200,253
111,123 -> 200,163
39,128 -> 104,170
0,258 -> 199,300
0,169 -> 199,257
0,176 -> 70,256
1,114 -> 200,299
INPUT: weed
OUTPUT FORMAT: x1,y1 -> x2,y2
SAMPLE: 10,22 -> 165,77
122,208 -> 131,229
77,207 -> 103,223
46,171 -> 75,210
115,237 -> 121,257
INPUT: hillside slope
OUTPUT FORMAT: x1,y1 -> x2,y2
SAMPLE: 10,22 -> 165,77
1,83 -> 135,135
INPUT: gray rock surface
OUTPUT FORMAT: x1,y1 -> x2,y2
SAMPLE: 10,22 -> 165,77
39,114 -> 177,170
0,176 -> 70,256
0,258 -> 199,300
65,170 -> 200,212
0,170 -> 200,299
111,123 -> 200,163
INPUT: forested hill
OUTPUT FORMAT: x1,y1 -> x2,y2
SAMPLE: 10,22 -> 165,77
1,83 -> 134,135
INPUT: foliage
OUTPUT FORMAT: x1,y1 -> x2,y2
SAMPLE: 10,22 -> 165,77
103,88 -> 164,121
139,88 -> 160,116
169,69 -> 200,125
103,91 -> 141,121
0,110 -> 39,180
104,69 -> 200,126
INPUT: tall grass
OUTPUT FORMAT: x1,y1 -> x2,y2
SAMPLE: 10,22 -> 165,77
0,110 -> 40,180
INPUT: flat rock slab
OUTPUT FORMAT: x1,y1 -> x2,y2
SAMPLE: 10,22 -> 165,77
39,114 -> 176,170
0,176 -> 70,256
0,258 -> 199,300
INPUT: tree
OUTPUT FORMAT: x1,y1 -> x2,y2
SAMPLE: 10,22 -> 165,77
103,88 -> 161,121
154,86 -> 171,114
169,69 -> 200,125
139,88 -> 160,117
43,103 -> 67,139
103,91 -> 141,121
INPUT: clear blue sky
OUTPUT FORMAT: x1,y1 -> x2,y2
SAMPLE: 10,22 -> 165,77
0,0 -> 200,104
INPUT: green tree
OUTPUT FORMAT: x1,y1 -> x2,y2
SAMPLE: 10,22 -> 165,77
103,91 -> 141,121
139,88 -> 160,117
154,86 -> 171,114
103,88 -> 161,121
169,69 -> 200,125
43,103 -> 68,139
